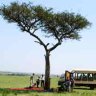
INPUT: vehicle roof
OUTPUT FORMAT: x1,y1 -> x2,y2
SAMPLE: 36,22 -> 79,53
72,70 -> 96,74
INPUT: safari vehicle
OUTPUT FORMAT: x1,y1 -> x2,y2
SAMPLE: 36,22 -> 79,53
72,70 -> 96,89
58,71 -> 74,92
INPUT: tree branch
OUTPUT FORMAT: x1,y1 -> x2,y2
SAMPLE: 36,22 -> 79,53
34,40 -> 40,44
27,31 -> 47,50
49,41 -> 61,52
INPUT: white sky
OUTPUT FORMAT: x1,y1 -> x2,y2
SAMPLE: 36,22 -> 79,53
0,0 -> 96,75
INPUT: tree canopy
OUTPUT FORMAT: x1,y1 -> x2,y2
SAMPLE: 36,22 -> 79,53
0,2 -> 90,47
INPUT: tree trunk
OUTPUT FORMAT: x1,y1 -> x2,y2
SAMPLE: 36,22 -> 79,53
44,51 -> 50,90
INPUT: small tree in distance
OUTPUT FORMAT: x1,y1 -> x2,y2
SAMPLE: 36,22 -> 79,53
0,2 -> 91,90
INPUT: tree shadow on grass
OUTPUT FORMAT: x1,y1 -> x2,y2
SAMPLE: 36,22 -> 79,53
74,87 -> 90,90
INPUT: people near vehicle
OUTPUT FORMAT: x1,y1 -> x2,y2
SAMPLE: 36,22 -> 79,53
70,77 -> 74,91
64,75 -> 73,92
36,76 -> 40,88
41,74 -> 45,88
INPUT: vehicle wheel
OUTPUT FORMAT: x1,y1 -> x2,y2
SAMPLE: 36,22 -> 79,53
90,86 -> 94,90
58,87 -> 63,91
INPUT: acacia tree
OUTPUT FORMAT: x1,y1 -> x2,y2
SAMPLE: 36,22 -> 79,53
0,2 -> 90,90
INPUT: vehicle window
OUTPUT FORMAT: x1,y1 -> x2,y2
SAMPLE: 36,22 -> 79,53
60,74 -> 65,78
93,73 -> 96,80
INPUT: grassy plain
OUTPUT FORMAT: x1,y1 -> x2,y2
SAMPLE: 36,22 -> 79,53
0,75 -> 96,96
0,75 -> 29,88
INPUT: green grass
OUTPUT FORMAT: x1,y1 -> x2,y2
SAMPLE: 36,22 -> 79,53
0,75 -> 59,88
0,75 -> 30,88
1,89 -> 96,96
0,75 -> 96,96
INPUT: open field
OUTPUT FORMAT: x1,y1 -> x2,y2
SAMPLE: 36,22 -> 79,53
0,75 -> 30,88
0,75 -> 96,96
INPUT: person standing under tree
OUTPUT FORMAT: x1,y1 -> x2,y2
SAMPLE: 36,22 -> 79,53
30,73 -> 35,86
36,76 -> 40,88
41,74 -> 45,88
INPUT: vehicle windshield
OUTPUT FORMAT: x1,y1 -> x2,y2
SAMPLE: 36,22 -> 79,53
60,74 -> 65,79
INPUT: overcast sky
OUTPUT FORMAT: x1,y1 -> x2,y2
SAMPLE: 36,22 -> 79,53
0,0 -> 96,75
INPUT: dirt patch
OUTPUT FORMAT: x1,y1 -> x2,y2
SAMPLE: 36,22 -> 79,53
9,87 -> 44,92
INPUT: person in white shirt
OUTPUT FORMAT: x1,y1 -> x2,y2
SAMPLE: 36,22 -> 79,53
30,73 -> 35,86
